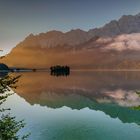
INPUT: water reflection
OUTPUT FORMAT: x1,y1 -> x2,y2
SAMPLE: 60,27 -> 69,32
1,71 -> 140,140
15,71 -> 140,106
12,71 -> 140,126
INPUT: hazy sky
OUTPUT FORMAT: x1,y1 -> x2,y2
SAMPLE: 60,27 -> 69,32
0,0 -> 140,55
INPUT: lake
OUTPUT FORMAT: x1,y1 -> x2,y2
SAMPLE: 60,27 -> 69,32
2,71 -> 140,140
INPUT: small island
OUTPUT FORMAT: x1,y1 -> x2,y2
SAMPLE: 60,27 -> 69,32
50,65 -> 70,76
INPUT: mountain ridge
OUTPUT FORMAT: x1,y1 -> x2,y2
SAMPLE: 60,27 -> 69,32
2,13 -> 140,68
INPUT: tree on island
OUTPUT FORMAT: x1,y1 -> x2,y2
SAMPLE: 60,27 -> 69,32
50,65 -> 70,76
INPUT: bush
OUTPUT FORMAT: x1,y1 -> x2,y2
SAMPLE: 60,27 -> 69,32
0,75 -> 29,140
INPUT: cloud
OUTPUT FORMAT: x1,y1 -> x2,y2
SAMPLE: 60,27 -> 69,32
98,33 -> 140,51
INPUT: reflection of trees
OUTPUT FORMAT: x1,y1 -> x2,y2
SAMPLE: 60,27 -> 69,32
0,75 -> 29,140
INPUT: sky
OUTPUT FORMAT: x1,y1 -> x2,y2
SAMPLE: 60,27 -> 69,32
0,0 -> 140,55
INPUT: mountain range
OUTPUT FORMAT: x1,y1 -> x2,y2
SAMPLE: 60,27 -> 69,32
2,13 -> 140,69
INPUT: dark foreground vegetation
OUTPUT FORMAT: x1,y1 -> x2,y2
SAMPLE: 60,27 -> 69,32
0,74 -> 29,140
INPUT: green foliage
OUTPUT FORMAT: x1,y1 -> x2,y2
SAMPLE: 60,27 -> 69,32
0,114 -> 30,140
136,91 -> 140,96
0,75 -> 21,112
0,74 -> 29,140
131,106 -> 140,111
131,91 -> 140,110
0,75 -> 21,93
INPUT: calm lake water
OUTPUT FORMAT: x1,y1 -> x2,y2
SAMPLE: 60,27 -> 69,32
2,71 -> 140,140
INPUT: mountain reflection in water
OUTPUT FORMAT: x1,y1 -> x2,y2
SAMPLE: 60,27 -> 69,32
13,71 -> 140,126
